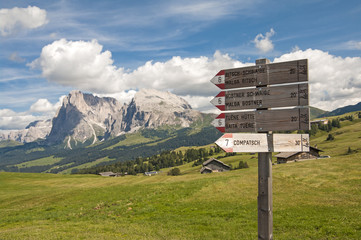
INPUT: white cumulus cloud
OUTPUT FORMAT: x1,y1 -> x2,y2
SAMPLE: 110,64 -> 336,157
0,109 -> 40,130
30,97 -> 63,113
0,6 -> 48,36
0,96 -> 64,130
254,28 -> 275,53
29,39 -> 246,97
30,38 -> 361,113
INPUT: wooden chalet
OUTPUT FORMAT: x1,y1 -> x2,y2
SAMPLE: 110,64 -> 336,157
144,171 -> 159,176
99,171 -> 120,177
200,158 -> 231,174
275,146 -> 324,164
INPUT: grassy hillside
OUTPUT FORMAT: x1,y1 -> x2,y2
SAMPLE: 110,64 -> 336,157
0,114 -> 360,239
0,125 -> 222,174
0,140 -> 23,148
310,106 -> 328,119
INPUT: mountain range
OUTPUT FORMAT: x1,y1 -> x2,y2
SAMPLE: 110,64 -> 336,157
1,89 -> 203,148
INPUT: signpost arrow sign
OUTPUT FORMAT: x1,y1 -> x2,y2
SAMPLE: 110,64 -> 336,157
215,133 -> 269,153
211,83 -> 308,111
211,108 -> 310,133
215,133 -> 309,153
210,70 -> 225,89
210,59 -> 308,89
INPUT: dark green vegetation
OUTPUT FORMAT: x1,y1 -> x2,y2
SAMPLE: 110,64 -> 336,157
77,145 -> 223,175
0,124 -> 221,174
320,101 -> 361,117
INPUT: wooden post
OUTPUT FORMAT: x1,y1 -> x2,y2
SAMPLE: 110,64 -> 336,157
256,58 -> 273,240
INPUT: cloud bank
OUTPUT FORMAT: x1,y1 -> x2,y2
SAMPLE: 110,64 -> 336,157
30,39 -> 361,112
0,6 -> 48,36
29,38 -> 246,98
0,96 -> 64,130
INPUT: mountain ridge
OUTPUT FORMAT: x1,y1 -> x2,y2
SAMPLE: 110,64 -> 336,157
1,89 -> 204,148
319,102 -> 361,118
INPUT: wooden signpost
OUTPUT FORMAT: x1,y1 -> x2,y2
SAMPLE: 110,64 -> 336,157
210,83 -> 308,111
211,108 -> 310,133
210,58 -> 310,240
215,133 -> 310,153
210,59 -> 308,89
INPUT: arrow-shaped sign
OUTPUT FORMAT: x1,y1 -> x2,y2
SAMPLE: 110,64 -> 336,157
215,133 -> 309,153
211,108 -> 310,133
210,59 -> 308,90
211,83 -> 308,111
210,70 -> 225,89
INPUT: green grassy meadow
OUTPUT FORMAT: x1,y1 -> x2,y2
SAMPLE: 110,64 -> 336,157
1,155 -> 360,239
1,115 -> 361,239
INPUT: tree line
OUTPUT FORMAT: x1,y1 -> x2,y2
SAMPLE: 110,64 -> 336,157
76,146 -> 223,175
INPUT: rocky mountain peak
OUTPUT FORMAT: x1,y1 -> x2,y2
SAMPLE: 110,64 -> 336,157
1,89 -> 204,148
134,89 -> 192,112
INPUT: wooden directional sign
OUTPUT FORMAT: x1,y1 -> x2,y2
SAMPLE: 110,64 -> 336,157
210,59 -> 308,89
272,134 -> 310,152
215,133 -> 309,153
211,108 -> 310,133
216,133 -> 269,152
211,83 -> 308,111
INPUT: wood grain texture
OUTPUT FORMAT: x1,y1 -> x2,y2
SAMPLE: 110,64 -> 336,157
223,59 -> 308,89
221,108 -> 310,133
222,83 -> 308,110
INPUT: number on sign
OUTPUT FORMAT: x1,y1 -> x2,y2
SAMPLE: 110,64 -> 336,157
218,98 -> 222,104
290,92 -> 297,98
225,139 -> 229,146
218,76 -> 222,83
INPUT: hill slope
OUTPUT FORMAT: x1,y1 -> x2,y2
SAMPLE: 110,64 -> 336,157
0,117 -> 220,173
320,101 -> 361,117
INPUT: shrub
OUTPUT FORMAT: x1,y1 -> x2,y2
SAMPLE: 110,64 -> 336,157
168,168 -> 181,176
326,134 -> 334,141
238,161 -> 249,169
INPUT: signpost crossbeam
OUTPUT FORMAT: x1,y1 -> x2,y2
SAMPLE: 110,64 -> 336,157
211,83 -> 309,111
211,108 -> 310,133
215,133 -> 310,153
211,59 -> 308,89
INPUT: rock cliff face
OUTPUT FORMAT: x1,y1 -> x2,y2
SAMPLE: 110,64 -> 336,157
46,89 -> 202,148
1,89 -> 203,147
121,89 -> 202,132
0,119 -> 52,143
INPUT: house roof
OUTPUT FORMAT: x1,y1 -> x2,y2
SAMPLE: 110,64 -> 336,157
200,166 -> 213,173
310,146 -> 323,152
99,171 -> 116,176
275,146 -> 324,159
202,158 -> 230,168
274,152 -> 299,159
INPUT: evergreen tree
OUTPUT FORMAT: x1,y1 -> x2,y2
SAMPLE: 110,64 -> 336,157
326,134 -> 334,141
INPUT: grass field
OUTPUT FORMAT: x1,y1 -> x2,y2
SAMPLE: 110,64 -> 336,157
0,116 -> 361,239
1,153 -> 360,239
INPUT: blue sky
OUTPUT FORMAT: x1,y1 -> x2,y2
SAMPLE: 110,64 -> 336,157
1,0 -> 361,130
